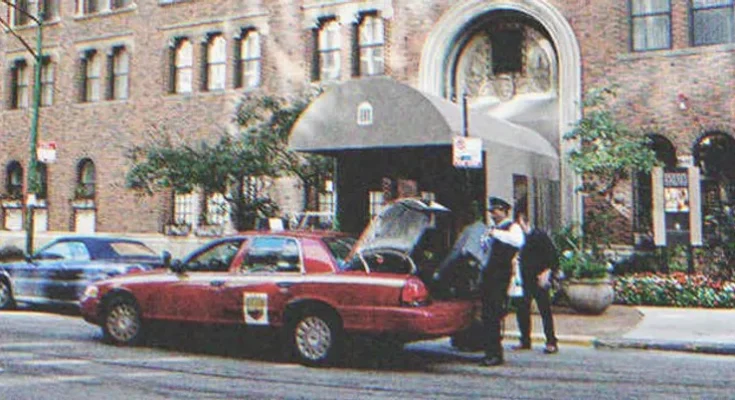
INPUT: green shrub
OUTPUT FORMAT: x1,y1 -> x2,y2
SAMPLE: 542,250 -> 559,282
614,273 -> 735,308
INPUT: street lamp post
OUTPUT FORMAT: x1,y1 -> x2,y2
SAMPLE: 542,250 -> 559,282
0,2 -> 44,254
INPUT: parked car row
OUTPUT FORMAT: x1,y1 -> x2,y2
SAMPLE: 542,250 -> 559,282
1,198 -> 483,366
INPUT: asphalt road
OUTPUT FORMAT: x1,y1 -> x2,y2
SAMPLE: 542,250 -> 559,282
1,308 -> 734,400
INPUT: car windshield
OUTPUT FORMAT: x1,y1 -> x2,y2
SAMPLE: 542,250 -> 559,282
322,237 -> 356,267
109,242 -> 157,257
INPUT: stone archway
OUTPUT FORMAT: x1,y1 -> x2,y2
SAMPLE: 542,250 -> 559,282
417,0 -> 582,224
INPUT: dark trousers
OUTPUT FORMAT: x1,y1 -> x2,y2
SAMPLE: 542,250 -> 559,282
481,276 -> 510,359
515,280 -> 557,346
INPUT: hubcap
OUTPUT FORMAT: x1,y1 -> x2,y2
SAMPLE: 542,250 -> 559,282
107,303 -> 140,343
295,316 -> 332,361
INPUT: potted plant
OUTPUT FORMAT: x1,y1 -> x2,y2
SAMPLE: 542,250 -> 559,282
554,225 -> 614,314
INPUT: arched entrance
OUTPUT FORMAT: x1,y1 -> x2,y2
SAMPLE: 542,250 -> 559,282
418,0 -> 581,225
694,131 -> 735,240
634,134 -> 677,247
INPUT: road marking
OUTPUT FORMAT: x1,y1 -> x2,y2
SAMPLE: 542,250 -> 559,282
101,356 -> 198,364
0,375 -> 97,387
23,359 -> 91,366
0,352 -> 35,360
0,341 -> 78,350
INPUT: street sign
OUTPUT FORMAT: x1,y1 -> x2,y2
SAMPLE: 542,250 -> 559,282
452,136 -> 483,168
37,141 -> 57,163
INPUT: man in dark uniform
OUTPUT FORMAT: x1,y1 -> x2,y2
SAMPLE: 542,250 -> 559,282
479,197 -> 524,367
513,211 -> 560,354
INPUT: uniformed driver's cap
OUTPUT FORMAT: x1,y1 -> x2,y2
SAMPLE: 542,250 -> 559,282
488,196 -> 511,211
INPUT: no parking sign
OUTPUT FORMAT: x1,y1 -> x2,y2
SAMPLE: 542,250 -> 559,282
452,136 -> 482,168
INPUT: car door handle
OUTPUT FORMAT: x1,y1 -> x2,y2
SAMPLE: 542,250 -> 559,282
210,280 -> 225,287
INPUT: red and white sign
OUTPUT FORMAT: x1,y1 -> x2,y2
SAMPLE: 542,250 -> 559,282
452,136 -> 483,168
37,141 -> 57,163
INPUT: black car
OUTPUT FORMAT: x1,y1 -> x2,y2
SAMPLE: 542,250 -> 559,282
0,236 -> 165,310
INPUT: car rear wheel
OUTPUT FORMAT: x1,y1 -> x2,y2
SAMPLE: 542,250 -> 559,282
0,279 -> 15,310
102,295 -> 144,346
288,308 -> 342,366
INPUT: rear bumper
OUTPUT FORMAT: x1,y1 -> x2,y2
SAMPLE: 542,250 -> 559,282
371,300 -> 476,340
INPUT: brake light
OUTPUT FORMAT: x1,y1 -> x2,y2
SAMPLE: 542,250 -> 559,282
400,277 -> 430,306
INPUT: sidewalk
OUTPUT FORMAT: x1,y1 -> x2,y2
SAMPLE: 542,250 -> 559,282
504,305 -> 735,355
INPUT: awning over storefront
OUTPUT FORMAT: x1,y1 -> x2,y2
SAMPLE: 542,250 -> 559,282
289,77 -> 559,180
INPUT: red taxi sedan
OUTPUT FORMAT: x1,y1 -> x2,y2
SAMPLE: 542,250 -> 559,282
80,199 -> 478,366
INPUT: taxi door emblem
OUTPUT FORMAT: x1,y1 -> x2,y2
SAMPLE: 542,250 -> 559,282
243,293 -> 269,325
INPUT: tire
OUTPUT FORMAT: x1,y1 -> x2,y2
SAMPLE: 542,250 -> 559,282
287,308 -> 342,367
0,278 -> 15,310
102,295 -> 144,346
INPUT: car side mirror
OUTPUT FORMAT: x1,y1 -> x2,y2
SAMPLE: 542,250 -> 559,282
170,259 -> 184,274
161,251 -> 172,268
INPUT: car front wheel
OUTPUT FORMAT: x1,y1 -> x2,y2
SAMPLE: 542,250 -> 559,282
0,279 -> 14,310
288,308 -> 342,367
102,295 -> 144,346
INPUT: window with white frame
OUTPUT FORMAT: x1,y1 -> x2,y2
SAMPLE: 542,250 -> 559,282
205,192 -> 229,225
206,34 -> 227,91
77,0 -> 130,14
84,51 -> 102,102
691,0 -> 735,46
238,30 -> 261,89
40,58 -> 54,106
318,180 -> 335,214
12,0 -> 37,26
173,192 -> 196,226
318,20 -> 341,80
630,0 -> 671,51
358,14 -> 385,76
10,60 -> 30,109
112,46 -> 129,100
369,190 -> 386,219
174,39 -> 193,94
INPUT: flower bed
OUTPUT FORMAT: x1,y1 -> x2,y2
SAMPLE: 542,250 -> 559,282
614,272 -> 735,308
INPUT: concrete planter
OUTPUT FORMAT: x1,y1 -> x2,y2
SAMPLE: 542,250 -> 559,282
563,279 -> 615,315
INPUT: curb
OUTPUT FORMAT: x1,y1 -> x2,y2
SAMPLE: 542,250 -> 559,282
593,339 -> 735,356
503,331 -> 596,347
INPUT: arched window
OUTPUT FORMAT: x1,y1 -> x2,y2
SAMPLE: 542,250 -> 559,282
76,159 -> 96,199
174,39 -> 193,94
694,132 -> 735,237
237,29 -> 261,89
634,134 -> 676,239
6,161 -> 23,200
206,34 -> 227,91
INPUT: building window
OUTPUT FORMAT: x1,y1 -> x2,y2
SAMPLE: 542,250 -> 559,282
694,132 -> 735,239
205,192 -> 229,225
206,34 -> 227,91
691,0 -> 735,46
358,14 -> 384,76
111,0 -> 131,10
35,163 -> 48,200
369,190 -> 386,219
83,51 -> 102,102
173,39 -> 193,94
76,159 -> 96,199
356,102 -> 373,126
173,192 -> 196,226
40,58 -> 54,106
491,30 -> 523,74
237,29 -> 261,89
318,20 -> 341,81
631,0 -> 671,51
10,60 -> 30,109
6,162 -> 24,200
111,46 -> 129,100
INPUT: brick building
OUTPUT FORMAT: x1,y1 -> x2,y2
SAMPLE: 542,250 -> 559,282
1,0 -> 734,252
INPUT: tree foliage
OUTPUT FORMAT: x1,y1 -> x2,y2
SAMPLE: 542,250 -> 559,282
126,91 -> 333,230
564,87 -> 659,199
